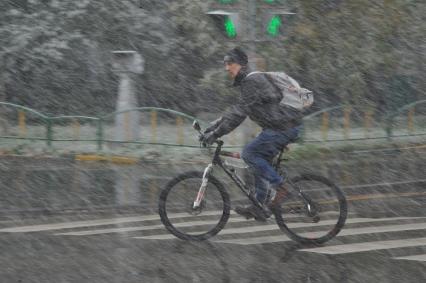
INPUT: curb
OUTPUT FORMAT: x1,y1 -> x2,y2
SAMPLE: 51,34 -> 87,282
0,152 -> 140,165
0,152 -> 211,165
74,154 -> 139,165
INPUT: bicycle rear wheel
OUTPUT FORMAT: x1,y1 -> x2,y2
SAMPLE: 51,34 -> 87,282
159,171 -> 230,241
273,174 -> 347,245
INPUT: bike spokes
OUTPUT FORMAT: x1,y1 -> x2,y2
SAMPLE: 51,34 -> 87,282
159,172 -> 230,240
273,175 -> 347,244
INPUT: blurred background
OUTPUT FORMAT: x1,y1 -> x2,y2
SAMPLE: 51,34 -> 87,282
0,0 -> 424,115
0,2 -> 425,282
0,0 -> 424,154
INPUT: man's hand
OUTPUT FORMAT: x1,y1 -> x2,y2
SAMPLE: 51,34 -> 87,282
199,131 -> 217,146
204,117 -> 223,134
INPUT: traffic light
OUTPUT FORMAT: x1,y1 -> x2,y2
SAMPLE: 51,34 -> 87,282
206,0 -> 295,41
261,0 -> 295,39
266,15 -> 282,37
206,0 -> 242,39
263,11 -> 294,38
207,10 -> 240,38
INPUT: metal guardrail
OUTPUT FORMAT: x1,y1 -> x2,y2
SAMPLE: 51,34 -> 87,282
0,103 -> 202,150
0,101 -> 425,150
301,101 -> 426,143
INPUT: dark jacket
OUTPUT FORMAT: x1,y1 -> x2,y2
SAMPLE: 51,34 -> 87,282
211,67 -> 303,138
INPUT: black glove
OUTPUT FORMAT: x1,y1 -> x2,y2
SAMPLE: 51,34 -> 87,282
204,117 -> 223,134
200,131 -> 217,146
204,124 -> 217,134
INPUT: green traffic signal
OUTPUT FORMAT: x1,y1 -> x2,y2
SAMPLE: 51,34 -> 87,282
224,16 -> 237,38
266,15 -> 282,36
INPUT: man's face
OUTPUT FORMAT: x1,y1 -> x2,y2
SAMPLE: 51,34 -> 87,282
224,62 -> 242,79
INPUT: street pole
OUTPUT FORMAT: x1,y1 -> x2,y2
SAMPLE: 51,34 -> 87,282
111,51 -> 144,144
111,51 -> 144,208
240,0 -> 259,187
247,0 -> 257,70
243,0 -> 263,143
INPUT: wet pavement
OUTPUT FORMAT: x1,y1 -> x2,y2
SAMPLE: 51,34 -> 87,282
0,200 -> 425,283
0,150 -> 425,282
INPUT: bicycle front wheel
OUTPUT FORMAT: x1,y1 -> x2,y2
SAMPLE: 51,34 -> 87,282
273,174 -> 347,245
158,171 -> 230,241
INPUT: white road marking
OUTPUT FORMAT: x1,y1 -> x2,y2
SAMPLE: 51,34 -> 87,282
301,237 -> 426,255
214,221 -> 426,245
341,179 -> 426,190
58,214 -> 347,237
215,235 -> 292,245
54,217 -> 252,236
394,254 -> 426,262
1,209 -> 343,234
0,211 -> 229,233
134,217 -> 422,241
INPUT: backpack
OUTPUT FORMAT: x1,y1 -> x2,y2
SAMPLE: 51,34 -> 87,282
247,71 -> 314,111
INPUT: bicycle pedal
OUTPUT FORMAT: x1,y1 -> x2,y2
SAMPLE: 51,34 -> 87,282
312,215 -> 320,223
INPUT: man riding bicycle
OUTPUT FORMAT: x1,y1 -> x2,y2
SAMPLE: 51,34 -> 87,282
200,47 -> 303,221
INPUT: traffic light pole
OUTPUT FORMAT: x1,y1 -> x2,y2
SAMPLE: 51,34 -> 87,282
245,0 -> 268,71
243,1 -> 260,187
247,0 -> 257,69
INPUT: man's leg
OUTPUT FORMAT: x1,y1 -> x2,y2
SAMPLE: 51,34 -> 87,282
242,129 -> 289,192
234,130 -> 285,220
235,128 -> 300,220
253,172 -> 271,205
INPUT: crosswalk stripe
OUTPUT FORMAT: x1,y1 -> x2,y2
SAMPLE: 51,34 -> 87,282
55,224 -> 166,236
134,217 -> 422,241
394,254 -> 426,262
0,216 -> 150,233
54,217 -> 250,236
214,221 -> 426,245
300,237 -> 426,255
2,209 -> 347,234
215,235 -> 292,245
0,211 -> 230,233
56,213 -> 349,237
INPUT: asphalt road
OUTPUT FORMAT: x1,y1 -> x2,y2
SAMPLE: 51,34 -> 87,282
0,150 -> 424,283
0,192 -> 425,283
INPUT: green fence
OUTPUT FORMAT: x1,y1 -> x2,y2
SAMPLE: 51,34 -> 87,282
301,100 -> 426,143
0,101 -> 425,151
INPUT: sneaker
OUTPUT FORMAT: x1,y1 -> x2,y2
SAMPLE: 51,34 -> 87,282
235,205 -> 269,222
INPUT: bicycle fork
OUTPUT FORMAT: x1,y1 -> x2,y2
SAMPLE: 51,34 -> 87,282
193,164 -> 213,209
291,181 -> 319,220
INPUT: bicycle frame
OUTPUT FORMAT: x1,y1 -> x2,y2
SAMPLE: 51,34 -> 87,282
192,139 -> 317,217
192,140 -> 285,211
190,120 -> 315,214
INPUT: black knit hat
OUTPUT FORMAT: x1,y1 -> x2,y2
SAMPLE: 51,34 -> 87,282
224,47 -> 248,66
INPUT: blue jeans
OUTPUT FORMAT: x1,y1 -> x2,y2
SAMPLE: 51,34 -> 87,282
241,127 -> 301,204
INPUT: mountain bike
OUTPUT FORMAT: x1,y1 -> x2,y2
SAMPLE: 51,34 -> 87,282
158,121 -> 347,244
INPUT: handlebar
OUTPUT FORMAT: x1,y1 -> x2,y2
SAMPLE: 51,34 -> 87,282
199,134 -> 223,148
193,120 -> 240,159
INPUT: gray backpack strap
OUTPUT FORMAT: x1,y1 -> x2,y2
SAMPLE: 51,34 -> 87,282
245,71 -> 262,78
262,72 -> 284,101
